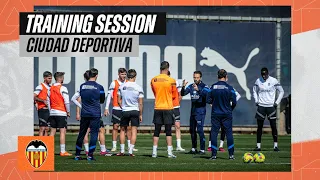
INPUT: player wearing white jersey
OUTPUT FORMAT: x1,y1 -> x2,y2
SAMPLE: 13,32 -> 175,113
116,69 -> 144,157
253,67 -> 284,152
104,68 -> 137,152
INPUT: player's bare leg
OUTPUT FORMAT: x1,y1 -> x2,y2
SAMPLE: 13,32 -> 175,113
117,126 -> 126,156
152,124 -> 161,158
111,123 -> 119,152
126,126 -> 131,149
83,128 -> 90,155
39,127 -> 46,136
175,121 -> 185,151
50,128 -> 56,136
99,127 -> 111,156
44,127 -> 49,136
59,127 -> 72,156
126,126 -> 138,152
99,128 -> 105,147
152,136 -> 159,158
165,124 -> 176,158
128,126 -> 137,156
39,127 -> 44,136
166,136 -> 172,146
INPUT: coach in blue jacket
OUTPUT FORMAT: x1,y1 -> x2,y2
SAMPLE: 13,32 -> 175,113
181,71 -> 210,155
206,69 -> 237,160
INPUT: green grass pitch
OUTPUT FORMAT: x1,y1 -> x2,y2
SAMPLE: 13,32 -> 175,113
54,134 -> 291,172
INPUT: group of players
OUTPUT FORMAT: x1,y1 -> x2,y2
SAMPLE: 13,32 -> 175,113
34,61 -> 284,160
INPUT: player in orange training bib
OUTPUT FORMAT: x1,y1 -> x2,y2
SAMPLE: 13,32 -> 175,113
150,61 -> 178,158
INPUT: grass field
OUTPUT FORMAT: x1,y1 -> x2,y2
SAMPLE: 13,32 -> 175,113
54,134 -> 291,172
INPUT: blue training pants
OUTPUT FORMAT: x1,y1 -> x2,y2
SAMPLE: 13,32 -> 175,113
75,117 -> 100,157
190,114 -> 206,151
210,115 -> 234,157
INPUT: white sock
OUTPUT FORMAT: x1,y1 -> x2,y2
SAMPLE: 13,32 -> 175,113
100,145 -> 106,152
120,144 -> 125,153
84,143 -> 89,152
152,145 -> 157,155
129,144 -> 134,154
274,142 -> 278,148
168,146 -> 173,155
177,139 -> 181,148
127,140 -> 131,148
192,148 -> 195,152
219,140 -> 224,148
257,143 -> 261,148
60,144 -> 65,153
208,141 -> 211,147
112,141 -> 117,148
200,150 -> 204,153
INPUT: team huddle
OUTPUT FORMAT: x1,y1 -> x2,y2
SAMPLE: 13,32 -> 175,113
34,61 -> 284,160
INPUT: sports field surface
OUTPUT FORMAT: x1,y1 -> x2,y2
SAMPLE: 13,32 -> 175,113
54,134 -> 291,172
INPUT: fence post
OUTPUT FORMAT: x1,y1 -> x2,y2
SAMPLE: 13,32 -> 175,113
276,18 -> 285,135
105,125 -> 110,135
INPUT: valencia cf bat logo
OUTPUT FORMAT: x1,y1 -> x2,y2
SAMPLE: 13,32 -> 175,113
25,140 -> 48,168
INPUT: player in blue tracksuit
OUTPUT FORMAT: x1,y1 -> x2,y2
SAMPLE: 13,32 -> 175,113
206,69 -> 237,160
181,71 -> 210,154
74,68 -> 105,161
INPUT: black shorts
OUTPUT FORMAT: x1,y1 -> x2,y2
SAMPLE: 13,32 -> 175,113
111,109 -> 122,124
121,110 -> 140,127
100,119 -> 104,128
255,106 -> 277,121
153,110 -> 175,125
48,116 -> 67,128
38,109 -> 49,127
173,108 -> 180,122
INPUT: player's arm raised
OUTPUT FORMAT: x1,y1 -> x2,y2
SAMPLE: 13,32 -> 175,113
138,86 -> 144,123
180,80 -> 190,96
